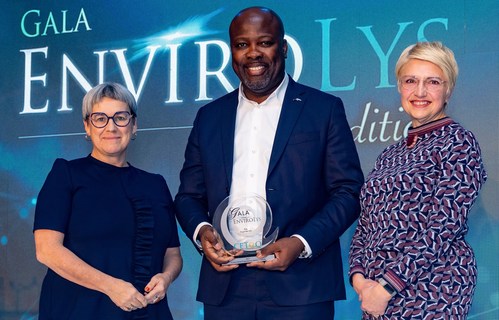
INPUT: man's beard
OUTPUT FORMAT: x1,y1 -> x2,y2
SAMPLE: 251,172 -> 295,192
242,73 -> 272,93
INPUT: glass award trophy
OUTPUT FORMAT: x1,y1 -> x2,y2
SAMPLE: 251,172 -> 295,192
212,194 -> 279,265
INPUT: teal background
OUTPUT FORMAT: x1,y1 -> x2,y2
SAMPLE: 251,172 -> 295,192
1,1 -> 497,319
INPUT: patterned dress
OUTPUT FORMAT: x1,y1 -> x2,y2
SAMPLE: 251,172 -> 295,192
349,117 -> 487,319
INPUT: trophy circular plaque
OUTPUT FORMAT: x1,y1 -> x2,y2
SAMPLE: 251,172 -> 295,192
212,194 -> 278,264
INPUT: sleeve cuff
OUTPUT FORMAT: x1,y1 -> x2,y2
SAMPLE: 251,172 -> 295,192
349,267 -> 365,285
193,222 -> 212,250
291,234 -> 312,258
383,269 -> 406,292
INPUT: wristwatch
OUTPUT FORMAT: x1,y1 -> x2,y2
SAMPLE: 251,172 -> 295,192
378,278 -> 397,297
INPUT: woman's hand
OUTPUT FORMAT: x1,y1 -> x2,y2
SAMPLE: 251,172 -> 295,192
144,246 -> 183,304
352,273 -> 376,300
359,281 -> 391,317
105,278 -> 148,312
144,273 -> 171,304
352,274 -> 391,317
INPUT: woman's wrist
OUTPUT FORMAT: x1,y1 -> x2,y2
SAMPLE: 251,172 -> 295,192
351,273 -> 366,291
161,272 -> 173,284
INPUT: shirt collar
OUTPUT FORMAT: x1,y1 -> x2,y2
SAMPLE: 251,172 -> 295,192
406,117 -> 454,148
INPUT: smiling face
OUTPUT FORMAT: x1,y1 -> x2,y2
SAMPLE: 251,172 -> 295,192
398,59 -> 450,128
83,97 -> 137,166
229,8 -> 288,103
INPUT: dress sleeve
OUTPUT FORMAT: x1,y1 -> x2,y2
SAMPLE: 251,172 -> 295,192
383,130 -> 487,291
348,149 -> 387,281
33,158 -> 73,233
348,206 -> 369,280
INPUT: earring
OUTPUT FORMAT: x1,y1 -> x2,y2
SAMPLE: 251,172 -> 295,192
131,132 -> 137,140
84,134 -> 91,141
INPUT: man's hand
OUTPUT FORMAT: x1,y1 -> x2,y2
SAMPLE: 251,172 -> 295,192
246,237 -> 303,271
198,225 -> 241,272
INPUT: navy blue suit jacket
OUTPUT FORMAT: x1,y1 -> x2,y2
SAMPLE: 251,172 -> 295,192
175,78 -> 364,306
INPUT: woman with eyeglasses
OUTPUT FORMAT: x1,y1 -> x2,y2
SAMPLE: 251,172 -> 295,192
348,42 -> 487,319
33,82 -> 182,319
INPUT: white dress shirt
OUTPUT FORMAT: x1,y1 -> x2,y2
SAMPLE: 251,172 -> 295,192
194,75 -> 311,257
230,76 -> 287,199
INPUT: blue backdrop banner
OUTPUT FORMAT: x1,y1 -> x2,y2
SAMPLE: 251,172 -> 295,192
1,1 -> 497,319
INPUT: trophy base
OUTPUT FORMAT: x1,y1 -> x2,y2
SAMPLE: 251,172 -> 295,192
223,254 -> 275,265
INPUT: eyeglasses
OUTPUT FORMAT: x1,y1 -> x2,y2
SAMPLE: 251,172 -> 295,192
399,76 -> 447,92
87,111 -> 134,128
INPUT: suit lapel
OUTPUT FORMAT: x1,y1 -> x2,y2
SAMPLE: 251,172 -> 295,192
220,91 -> 239,190
268,79 -> 306,176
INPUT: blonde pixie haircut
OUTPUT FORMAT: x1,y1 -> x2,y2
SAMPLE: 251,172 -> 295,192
395,41 -> 458,97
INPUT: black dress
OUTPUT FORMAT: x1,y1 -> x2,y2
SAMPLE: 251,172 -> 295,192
34,155 -> 180,319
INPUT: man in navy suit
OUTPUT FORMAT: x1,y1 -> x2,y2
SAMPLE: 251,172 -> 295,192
174,6 -> 364,319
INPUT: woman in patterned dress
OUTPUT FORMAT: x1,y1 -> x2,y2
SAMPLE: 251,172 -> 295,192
348,42 -> 487,319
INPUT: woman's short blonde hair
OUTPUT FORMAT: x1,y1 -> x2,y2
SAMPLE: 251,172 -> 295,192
395,41 -> 458,96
